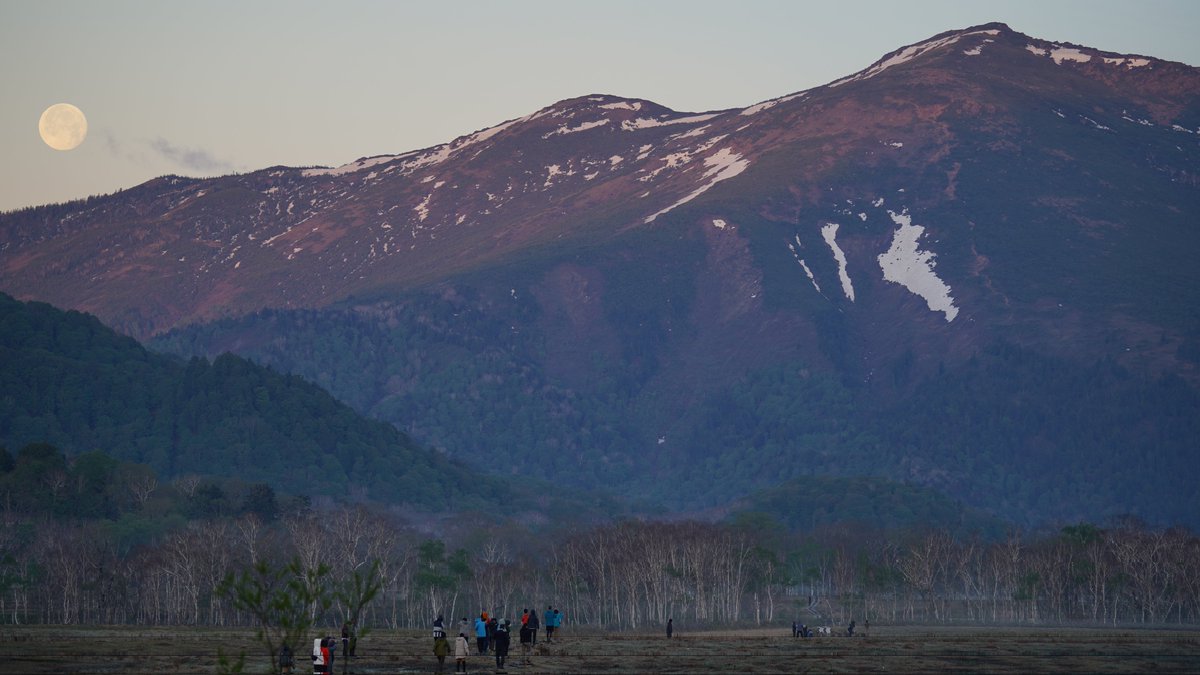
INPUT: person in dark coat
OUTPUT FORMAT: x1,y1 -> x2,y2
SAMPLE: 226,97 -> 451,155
519,620 -> 534,666
341,619 -> 356,658
493,618 -> 511,670
528,606 -> 540,644
278,642 -> 294,674
847,619 -> 856,637
666,618 -> 674,638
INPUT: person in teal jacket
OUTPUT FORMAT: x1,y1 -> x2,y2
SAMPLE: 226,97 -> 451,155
475,614 -> 488,654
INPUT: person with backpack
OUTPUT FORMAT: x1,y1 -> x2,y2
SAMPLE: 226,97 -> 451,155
433,633 -> 450,674
312,637 -> 330,675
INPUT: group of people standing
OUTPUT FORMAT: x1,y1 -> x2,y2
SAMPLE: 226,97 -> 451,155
791,618 -> 866,638
431,606 -> 563,673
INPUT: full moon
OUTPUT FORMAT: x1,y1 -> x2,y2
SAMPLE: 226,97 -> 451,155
39,103 -> 88,151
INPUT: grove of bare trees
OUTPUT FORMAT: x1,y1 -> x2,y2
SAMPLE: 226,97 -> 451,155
2,506 -> 1198,631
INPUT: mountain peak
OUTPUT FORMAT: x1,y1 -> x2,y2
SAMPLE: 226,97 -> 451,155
827,24 -> 1010,88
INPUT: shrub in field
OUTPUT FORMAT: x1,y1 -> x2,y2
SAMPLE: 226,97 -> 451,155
221,558 -> 333,674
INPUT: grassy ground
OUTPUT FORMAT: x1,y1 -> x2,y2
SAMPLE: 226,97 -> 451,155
4,624 -> 1199,674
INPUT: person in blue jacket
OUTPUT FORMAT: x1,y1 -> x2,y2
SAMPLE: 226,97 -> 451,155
544,606 -> 555,642
475,614 -> 488,654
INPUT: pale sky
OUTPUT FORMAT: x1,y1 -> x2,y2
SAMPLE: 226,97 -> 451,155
2,0 -> 1198,213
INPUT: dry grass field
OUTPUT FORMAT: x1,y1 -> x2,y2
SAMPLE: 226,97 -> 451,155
5,624 -> 1199,674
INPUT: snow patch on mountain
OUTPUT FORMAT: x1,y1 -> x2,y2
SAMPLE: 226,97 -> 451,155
831,28 -> 1000,87
643,148 -> 749,223
544,164 -> 572,187
600,101 -> 643,111
621,113 -> 721,131
543,118 -> 611,139
787,235 -> 822,295
878,209 -> 958,322
1028,43 -> 1151,68
1049,47 -> 1091,64
821,223 -> 855,301
302,154 -> 398,178
740,92 -> 808,116
414,194 -> 432,222
1104,56 -> 1151,68
676,125 -> 711,139
1122,113 -> 1154,127
640,152 -> 693,182
963,38 -> 994,56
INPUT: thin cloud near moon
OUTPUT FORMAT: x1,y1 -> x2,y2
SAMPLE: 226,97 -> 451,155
100,131 -> 237,175
149,138 -> 234,172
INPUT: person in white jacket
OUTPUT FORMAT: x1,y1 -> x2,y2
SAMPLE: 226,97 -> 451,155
454,632 -> 470,674
312,637 -> 327,674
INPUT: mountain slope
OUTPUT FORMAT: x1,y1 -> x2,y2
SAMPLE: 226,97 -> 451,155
0,292 -> 512,509
4,23 -> 1200,527
5,24 -> 1194,347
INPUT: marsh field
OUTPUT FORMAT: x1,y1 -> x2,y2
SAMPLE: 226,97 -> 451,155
6,624 -> 1200,674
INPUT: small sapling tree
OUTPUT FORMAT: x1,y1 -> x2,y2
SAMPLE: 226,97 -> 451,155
220,557 -> 333,674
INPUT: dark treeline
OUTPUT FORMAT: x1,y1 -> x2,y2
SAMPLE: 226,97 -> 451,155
1,444 -> 1197,629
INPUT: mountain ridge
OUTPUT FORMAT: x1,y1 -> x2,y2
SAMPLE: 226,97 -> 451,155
4,23 -> 1196,341
4,23 -> 1200,527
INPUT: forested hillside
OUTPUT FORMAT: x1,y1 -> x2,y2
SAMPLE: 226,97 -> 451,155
153,291 -> 1200,528
0,293 -> 516,509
